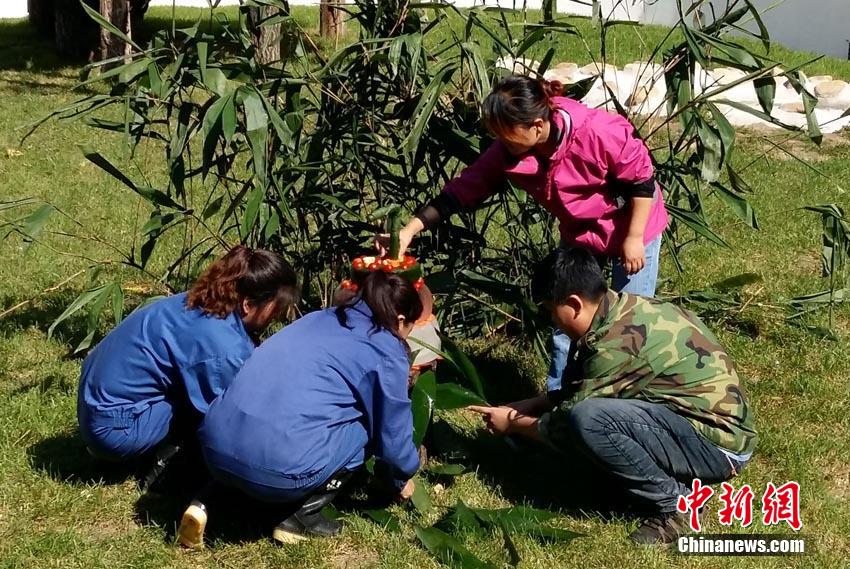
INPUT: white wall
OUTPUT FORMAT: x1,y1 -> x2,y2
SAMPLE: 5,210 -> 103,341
642,0 -> 850,59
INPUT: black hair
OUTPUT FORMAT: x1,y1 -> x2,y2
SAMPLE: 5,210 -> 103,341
188,245 -> 298,318
335,271 -> 423,339
482,75 -> 564,136
531,246 -> 608,305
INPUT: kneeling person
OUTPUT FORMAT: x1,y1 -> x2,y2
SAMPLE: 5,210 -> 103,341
77,246 -> 297,470
179,271 -> 422,547
469,246 -> 757,544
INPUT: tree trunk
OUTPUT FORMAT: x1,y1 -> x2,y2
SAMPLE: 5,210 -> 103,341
319,0 -> 344,47
247,6 -> 281,65
97,0 -> 132,63
54,0 -> 99,60
28,0 -> 55,36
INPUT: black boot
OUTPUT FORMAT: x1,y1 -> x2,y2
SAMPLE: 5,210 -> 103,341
138,442 -> 182,493
629,511 -> 689,545
272,470 -> 354,544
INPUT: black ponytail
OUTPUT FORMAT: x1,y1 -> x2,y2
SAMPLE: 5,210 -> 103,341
482,74 -> 564,137
335,271 -> 423,339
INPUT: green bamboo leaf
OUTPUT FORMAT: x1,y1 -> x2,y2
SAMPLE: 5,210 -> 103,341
388,35 -> 405,79
461,42 -> 490,102
197,41 -> 209,83
753,76 -> 776,115
785,71 -> 822,145
414,526 -> 497,569
727,165 -> 753,194
242,89 -> 269,190
789,289 -> 847,304
79,0 -> 141,51
435,383 -> 486,411
111,283 -> 124,326
81,148 -> 183,210
708,103 -> 735,158
666,205 -> 729,248
437,500 -> 481,533
697,120 -> 722,183
76,284 -> 114,353
263,209 -> 280,241
261,97 -> 294,150
410,476 -> 432,513
221,94 -> 237,146
471,506 -> 583,543
48,284 -> 111,339
362,509 -> 402,532
439,336 -> 485,399
20,204 -> 54,250
500,520 -> 521,567
203,68 -> 229,97
427,463 -> 466,476
742,0 -> 771,51
411,370 -> 436,446
405,64 -> 457,157
713,183 -> 758,229
202,196 -> 224,220
241,187 -> 265,237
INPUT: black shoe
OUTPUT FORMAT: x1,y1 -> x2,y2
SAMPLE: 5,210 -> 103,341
629,512 -> 689,545
138,443 -> 181,493
272,470 -> 354,544
273,509 -> 342,544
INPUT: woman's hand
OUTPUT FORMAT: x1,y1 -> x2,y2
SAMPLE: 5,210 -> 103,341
621,235 -> 646,275
399,478 -> 415,500
375,220 -> 421,260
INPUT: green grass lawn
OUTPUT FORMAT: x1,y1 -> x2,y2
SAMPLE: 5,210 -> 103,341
2,6 -> 850,568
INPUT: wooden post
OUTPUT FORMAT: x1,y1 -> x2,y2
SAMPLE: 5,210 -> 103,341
247,5 -> 282,65
319,0 -> 344,47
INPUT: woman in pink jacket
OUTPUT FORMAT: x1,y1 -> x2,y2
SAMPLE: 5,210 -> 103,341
383,75 -> 668,392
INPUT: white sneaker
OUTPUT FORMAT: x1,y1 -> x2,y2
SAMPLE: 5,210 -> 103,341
177,500 -> 207,549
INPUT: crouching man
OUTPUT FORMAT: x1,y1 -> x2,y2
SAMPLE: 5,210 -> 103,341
469,246 -> 757,544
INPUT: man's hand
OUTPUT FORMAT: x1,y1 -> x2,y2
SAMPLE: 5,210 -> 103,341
399,478 -> 415,500
505,394 -> 549,418
468,405 -> 543,441
468,405 -> 516,435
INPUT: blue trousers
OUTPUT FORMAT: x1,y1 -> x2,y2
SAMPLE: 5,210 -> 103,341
78,400 -> 174,460
563,398 -> 741,513
202,424 -> 367,504
546,234 -> 662,391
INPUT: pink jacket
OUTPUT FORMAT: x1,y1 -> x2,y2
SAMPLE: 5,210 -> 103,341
443,97 -> 669,257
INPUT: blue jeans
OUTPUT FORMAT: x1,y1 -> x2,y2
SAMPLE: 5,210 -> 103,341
546,234 -> 662,391
562,398 -> 740,513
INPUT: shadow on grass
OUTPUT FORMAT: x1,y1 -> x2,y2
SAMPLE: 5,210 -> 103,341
27,429 -> 138,486
425,419 -> 637,522
133,460 -> 392,545
0,291 -> 97,358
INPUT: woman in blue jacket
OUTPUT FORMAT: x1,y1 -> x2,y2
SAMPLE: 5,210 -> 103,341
77,246 -> 297,472
178,270 -> 423,547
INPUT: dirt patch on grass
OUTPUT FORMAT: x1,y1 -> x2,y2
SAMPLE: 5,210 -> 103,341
327,544 -> 380,569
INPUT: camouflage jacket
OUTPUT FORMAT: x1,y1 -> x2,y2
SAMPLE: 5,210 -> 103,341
551,291 -> 757,455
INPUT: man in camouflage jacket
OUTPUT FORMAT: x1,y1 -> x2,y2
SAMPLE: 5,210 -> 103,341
469,246 -> 757,545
